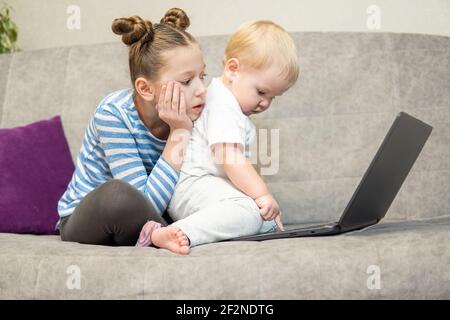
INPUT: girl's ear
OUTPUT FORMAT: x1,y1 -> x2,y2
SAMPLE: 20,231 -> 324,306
223,58 -> 240,83
134,77 -> 157,102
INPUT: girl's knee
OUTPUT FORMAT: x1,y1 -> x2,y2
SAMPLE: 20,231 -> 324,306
96,180 -> 145,221
97,179 -> 165,227
98,179 -> 134,196
104,179 -> 140,201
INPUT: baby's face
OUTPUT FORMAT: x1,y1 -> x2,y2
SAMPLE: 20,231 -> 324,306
230,65 -> 291,116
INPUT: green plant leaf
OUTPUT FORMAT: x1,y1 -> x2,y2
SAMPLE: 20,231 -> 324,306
3,19 -> 10,31
0,34 -> 9,50
8,27 -> 17,42
0,3 -> 19,54
1,19 -> 8,32
1,33 -> 11,47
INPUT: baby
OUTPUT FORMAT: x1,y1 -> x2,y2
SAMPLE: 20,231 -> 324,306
148,20 -> 299,254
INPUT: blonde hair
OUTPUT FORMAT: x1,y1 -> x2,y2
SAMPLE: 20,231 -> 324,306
224,20 -> 299,86
112,8 -> 197,86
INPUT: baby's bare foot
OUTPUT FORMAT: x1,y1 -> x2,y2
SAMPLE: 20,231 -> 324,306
151,226 -> 190,255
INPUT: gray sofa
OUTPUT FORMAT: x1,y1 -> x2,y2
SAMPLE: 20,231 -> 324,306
0,32 -> 449,299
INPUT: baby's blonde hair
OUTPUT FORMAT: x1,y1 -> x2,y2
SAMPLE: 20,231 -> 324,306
223,20 -> 299,86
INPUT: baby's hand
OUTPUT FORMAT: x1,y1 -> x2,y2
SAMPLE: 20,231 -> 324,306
135,220 -> 162,247
255,194 -> 285,231
255,194 -> 279,220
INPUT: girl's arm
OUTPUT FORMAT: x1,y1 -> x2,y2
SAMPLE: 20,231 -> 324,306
95,82 -> 192,216
94,107 -> 178,215
160,129 -> 191,172
158,82 -> 193,172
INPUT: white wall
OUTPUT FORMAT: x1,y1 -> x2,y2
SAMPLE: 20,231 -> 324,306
5,0 -> 450,52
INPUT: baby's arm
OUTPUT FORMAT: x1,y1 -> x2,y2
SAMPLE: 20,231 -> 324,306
212,142 -> 284,230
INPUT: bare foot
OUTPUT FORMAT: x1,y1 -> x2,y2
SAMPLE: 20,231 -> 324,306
151,226 -> 190,255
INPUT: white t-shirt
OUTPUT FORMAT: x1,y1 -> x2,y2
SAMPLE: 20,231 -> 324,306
181,77 -> 256,178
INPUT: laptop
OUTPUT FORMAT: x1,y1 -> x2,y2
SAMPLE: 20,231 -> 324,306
228,112 -> 433,241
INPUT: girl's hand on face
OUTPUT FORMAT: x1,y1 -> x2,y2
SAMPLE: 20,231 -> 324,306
156,81 -> 193,132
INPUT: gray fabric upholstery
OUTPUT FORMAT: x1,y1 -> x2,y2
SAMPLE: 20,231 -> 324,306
1,216 -> 450,299
0,32 -> 449,299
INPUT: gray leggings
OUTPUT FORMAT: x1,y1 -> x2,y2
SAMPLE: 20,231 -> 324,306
60,179 -> 171,246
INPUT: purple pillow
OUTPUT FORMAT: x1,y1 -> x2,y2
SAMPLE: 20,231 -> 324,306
0,116 -> 75,235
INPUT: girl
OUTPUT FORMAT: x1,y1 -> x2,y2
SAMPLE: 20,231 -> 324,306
57,8 -> 206,254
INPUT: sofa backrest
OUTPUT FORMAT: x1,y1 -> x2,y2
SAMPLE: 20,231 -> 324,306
1,32 -> 449,223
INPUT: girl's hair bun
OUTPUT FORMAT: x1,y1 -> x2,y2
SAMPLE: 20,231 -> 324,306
111,15 -> 154,46
160,8 -> 190,31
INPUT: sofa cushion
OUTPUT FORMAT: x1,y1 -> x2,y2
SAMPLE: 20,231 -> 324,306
0,116 -> 74,235
0,216 -> 449,299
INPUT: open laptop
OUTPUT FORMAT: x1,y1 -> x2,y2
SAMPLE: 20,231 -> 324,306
229,112 -> 433,241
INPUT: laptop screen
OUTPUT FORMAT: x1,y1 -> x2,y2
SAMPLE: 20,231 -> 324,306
338,112 -> 433,232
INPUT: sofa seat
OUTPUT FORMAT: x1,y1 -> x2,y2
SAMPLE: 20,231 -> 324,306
1,216 -> 449,299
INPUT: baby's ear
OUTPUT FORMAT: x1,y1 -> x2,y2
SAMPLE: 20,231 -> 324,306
224,58 -> 240,80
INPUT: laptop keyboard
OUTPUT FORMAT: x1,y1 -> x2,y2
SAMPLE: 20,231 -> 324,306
282,222 -> 336,232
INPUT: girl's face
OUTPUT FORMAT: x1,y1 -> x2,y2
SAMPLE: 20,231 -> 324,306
156,44 -> 207,121
227,63 -> 290,116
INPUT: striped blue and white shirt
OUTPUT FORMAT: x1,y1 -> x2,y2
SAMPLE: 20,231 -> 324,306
56,88 -> 179,230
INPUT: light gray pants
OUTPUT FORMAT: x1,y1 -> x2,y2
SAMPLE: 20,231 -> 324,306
167,174 -> 277,247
